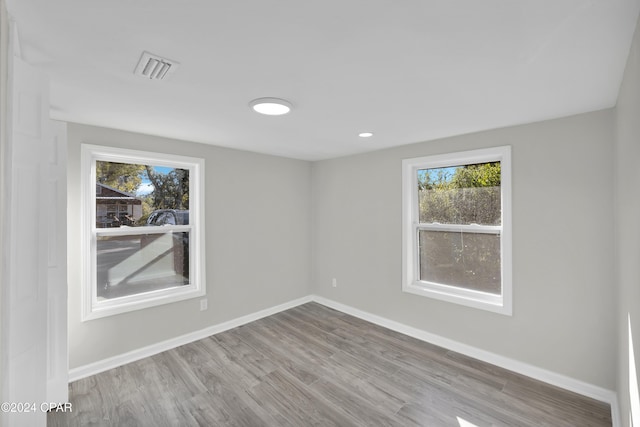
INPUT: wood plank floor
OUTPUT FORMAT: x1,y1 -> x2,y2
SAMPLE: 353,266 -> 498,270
48,302 -> 612,426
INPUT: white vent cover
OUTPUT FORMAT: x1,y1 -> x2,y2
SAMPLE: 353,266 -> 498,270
134,51 -> 179,80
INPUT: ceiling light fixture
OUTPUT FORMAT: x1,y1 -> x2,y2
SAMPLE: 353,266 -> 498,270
359,132 -> 373,138
249,98 -> 292,116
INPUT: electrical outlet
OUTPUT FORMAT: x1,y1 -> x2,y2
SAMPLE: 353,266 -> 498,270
200,299 -> 208,311
332,278 -> 337,288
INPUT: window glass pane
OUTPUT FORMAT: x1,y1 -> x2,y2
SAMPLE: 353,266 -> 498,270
418,230 -> 501,294
145,210 -> 189,226
96,161 -> 189,228
97,232 -> 190,300
417,162 -> 501,225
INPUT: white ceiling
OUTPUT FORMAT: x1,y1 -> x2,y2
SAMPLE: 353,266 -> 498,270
7,0 -> 640,160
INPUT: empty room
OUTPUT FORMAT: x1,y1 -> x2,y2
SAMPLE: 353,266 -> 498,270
2,0 -> 640,426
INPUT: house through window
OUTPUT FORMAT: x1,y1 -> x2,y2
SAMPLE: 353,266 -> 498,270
82,145 -> 205,320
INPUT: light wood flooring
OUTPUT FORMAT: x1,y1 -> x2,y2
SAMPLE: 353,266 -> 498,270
48,302 -> 612,426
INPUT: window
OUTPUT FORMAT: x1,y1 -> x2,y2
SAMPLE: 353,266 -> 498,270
402,146 -> 512,315
81,145 -> 205,320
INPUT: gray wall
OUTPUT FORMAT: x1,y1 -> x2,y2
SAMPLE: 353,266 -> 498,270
311,110 -> 616,389
615,13 -> 640,427
0,0 -> 8,400
67,123 -> 312,369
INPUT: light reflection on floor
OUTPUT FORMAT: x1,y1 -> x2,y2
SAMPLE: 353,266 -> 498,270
457,416 -> 479,427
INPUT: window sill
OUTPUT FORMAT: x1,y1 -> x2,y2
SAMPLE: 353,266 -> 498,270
402,281 -> 512,316
82,282 -> 205,321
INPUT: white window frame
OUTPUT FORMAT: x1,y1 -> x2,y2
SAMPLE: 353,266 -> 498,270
401,146 -> 512,315
81,144 -> 206,321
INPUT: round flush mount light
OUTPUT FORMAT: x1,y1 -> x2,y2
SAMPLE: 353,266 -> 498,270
358,132 -> 374,138
249,97 -> 292,116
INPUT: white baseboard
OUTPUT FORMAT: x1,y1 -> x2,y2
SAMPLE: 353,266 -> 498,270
68,295 -> 313,382
311,295 -> 620,425
611,397 -> 621,427
68,293 -> 620,427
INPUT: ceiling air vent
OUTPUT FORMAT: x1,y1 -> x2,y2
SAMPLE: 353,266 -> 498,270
134,51 -> 179,80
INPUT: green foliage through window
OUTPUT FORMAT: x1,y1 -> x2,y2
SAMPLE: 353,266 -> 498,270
96,161 -> 144,194
418,162 -> 501,226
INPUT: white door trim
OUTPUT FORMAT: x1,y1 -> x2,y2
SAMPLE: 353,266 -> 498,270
0,17 -> 65,426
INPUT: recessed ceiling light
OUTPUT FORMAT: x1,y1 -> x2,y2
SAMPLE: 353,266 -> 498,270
359,132 -> 373,138
249,98 -> 292,116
